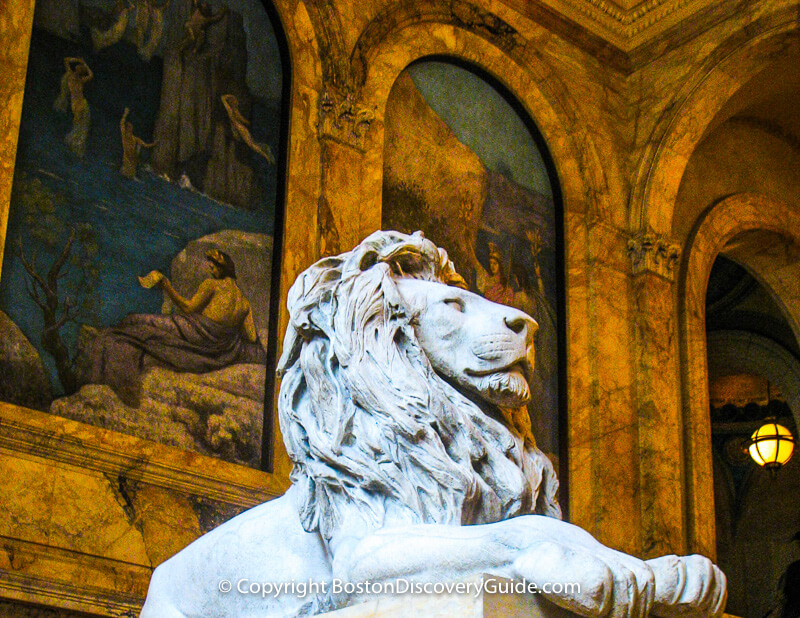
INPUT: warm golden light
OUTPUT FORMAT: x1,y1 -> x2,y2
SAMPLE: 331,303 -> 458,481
747,421 -> 795,472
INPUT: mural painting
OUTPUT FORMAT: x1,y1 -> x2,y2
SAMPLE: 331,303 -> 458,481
0,0 -> 285,469
382,60 -> 562,462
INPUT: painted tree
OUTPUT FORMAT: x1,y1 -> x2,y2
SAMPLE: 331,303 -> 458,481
12,176 -> 100,395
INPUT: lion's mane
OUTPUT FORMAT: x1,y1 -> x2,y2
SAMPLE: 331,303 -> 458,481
277,231 -> 560,544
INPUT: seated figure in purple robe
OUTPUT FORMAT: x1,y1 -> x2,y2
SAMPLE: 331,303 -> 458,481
84,249 -> 266,405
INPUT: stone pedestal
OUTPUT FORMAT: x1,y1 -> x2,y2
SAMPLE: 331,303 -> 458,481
325,575 -> 577,618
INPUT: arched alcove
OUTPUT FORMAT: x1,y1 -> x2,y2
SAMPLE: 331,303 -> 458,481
680,192 -> 800,556
354,19 -> 603,224
705,328 -> 800,614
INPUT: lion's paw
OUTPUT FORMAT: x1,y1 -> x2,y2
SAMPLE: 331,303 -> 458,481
513,541 -> 654,618
646,554 -> 727,618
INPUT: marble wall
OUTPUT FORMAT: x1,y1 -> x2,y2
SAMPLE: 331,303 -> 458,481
1,0 -> 799,612
0,0 -> 35,283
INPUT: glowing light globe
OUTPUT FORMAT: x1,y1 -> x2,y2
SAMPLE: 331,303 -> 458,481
747,421 -> 795,474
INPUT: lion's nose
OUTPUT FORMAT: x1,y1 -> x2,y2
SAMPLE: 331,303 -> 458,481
503,312 -> 538,342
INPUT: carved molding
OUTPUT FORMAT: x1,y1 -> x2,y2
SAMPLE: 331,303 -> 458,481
318,87 -> 376,150
627,232 -> 681,280
0,403 -> 286,508
561,0 -> 698,28
534,0 -> 715,49
0,538 -> 146,617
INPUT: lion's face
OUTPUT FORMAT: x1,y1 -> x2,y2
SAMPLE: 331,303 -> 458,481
396,279 -> 538,409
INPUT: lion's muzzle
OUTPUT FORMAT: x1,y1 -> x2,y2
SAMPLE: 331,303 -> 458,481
471,332 -> 530,364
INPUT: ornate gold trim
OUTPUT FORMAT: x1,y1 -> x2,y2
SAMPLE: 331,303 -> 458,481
532,0 -> 714,50
318,87 -> 376,151
627,232 -> 681,280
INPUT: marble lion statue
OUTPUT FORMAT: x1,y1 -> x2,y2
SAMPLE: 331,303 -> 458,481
141,230 -> 726,618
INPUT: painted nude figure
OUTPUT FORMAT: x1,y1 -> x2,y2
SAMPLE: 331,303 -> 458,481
120,108 -> 156,179
178,0 -> 228,55
140,249 -> 258,343
54,57 -> 93,157
135,0 -> 170,61
221,94 -> 275,164
85,250 -> 264,406
91,0 -> 134,52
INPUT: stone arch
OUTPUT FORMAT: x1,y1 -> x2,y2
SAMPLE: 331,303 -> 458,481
352,16 -> 608,226
266,0 -> 325,261
679,192 -> 800,555
271,0 -> 325,235
632,6 -> 800,235
349,0 -> 529,91
294,0 -> 349,88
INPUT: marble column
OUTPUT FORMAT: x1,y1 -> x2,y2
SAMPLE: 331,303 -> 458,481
569,224 -> 689,559
572,220 -> 642,556
628,232 -> 687,558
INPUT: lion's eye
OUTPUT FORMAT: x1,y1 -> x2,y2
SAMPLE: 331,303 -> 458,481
444,298 -> 465,312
